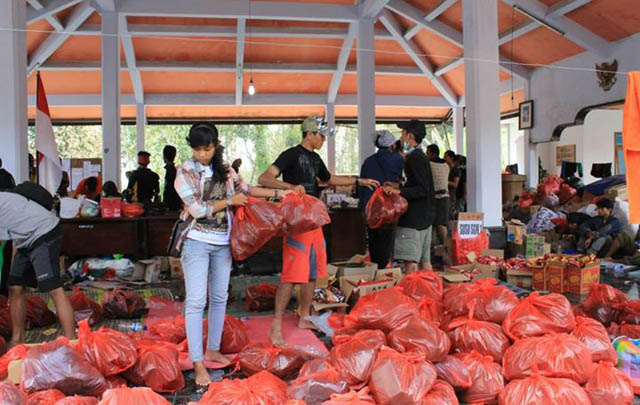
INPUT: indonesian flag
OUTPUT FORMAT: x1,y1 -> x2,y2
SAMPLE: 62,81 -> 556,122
36,72 -> 62,195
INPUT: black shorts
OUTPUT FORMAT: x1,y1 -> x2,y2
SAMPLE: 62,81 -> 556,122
434,197 -> 450,226
8,224 -> 63,292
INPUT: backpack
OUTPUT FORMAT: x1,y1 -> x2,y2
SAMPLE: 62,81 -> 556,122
12,182 -> 54,211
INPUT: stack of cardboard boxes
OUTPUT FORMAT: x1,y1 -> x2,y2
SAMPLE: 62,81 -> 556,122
530,254 -> 600,294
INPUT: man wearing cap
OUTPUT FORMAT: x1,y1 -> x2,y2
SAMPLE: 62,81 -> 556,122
359,130 -> 404,269
127,151 -> 160,204
384,120 -> 436,272
259,116 -> 380,346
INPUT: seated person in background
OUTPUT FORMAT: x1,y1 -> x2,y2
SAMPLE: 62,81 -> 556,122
102,181 -> 121,198
604,230 -> 640,265
163,146 -> 182,211
577,199 -> 621,257
127,151 -> 160,204
563,212 -> 591,240
73,176 -> 101,201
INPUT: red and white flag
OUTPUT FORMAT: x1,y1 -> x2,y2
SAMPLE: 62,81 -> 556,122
36,72 -> 62,195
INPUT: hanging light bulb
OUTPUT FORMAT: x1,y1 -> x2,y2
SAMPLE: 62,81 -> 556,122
248,78 -> 256,96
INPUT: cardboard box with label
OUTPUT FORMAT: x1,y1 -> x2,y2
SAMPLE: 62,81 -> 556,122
506,220 -> 526,245
525,234 -> 550,258
465,249 -> 504,280
374,268 -> 404,285
531,263 -> 546,291
546,260 -> 566,293
340,274 -> 394,303
566,261 -> 600,295
439,269 -> 471,284
506,269 -> 533,289
456,212 -> 485,240
327,261 -> 378,279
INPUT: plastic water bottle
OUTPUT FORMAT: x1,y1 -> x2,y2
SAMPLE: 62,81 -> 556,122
614,264 -> 628,278
119,321 -> 147,332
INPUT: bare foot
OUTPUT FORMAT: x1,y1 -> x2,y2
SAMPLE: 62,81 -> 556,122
269,321 -> 287,347
204,350 -> 231,364
298,318 -> 317,330
193,362 -> 211,387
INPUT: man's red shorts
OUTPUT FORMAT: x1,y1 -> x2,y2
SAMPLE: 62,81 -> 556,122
281,227 -> 327,284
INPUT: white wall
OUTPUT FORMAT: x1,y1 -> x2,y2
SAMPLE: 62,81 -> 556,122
538,109 -> 622,184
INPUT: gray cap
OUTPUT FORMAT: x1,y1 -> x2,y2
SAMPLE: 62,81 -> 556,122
373,130 -> 396,148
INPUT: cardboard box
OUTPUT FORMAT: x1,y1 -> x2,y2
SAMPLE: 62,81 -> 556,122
546,261 -> 566,293
525,234 -> 547,258
439,269 -> 471,283
374,268 -> 403,285
506,269 -> 533,289
340,277 -> 394,302
456,212 -> 484,239
466,249 -> 504,280
327,261 -> 378,279
506,220 -> 526,245
566,261 -> 601,295
531,264 -> 546,291
607,184 -> 628,201
339,273 -> 374,301
134,259 -> 162,283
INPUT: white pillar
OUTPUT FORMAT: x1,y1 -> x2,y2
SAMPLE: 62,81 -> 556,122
102,11 -> 121,187
357,18 -> 376,168
452,107 -> 465,154
136,103 -> 146,152
325,103 -> 336,173
462,0 -> 502,227
523,80 -> 538,188
0,1 -> 28,183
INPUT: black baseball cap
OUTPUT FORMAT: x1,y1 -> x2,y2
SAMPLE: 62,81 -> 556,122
137,151 -> 151,157
397,119 -> 426,140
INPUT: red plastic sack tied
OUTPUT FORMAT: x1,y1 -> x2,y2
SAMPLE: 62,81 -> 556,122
455,351 -> 504,404
25,296 -> 57,328
0,344 -> 29,380
245,283 -> 278,312
122,340 -> 185,393
280,193 -> 331,235
502,333 -> 593,384
20,337 -> 106,396
435,355 -> 472,390
346,287 -> 420,333
101,289 -> 147,319
98,387 -> 171,405
368,346 -> 437,405
584,361 -> 634,405
104,376 -> 127,390
365,187 -> 408,229
448,304 -> 510,363
571,316 -> 617,363
421,380 -> 459,405
581,284 -> 629,326
502,292 -> 576,340
443,282 -> 476,320
0,381 -> 26,405
417,296 -> 442,325
221,315 -> 249,354
28,389 -> 66,405
329,329 -> 386,386
56,396 -> 99,405
609,321 -> 640,338
464,278 -> 519,324
558,183 -> 577,205
76,319 -> 137,377
498,367 -> 590,405
198,370 -> 288,405
148,316 -> 186,344
536,174 -> 563,199
239,342 -> 305,380
230,197 -> 285,261
451,230 -> 490,265
287,366 -> 349,404
619,300 -> 640,324
322,388 -> 375,404
70,288 -> 104,326
300,359 -> 334,378
397,271 -> 443,301
387,315 -> 450,363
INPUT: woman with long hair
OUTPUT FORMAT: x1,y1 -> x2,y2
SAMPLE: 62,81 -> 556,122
175,122 -> 292,386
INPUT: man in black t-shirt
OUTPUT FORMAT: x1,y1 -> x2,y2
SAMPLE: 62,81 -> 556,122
126,151 -> 160,204
258,116 -> 379,346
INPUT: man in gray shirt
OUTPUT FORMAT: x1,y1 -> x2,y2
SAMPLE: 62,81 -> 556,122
0,191 -> 75,344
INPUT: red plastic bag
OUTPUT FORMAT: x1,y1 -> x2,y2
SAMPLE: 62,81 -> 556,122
443,282 -> 475,319
0,307 -> 12,339
101,289 -> 147,319
70,288 -> 103,326
397,271 -> 443,301
571,316 -> 617,363
346,287 -> 420,332
519,191 -> 536,209
609,321 -> 640,338
558,184 -> 577,204
76,319 -> 137,377
581,284 -> 629,326
287,367 -> 349,404
20,337 -> 106,396
25,296 -> 57,328
98,387 -> 171,405
368,346 -> 437,405
502,333 -> 593,384
498,370 -> 590,405
245,283 -> 278,312
239,342 -> 305,380
27,389 -> 66,405
464,278 -> 519,324
387,315 -> 451,362
104,376 -> 127,390
502,292 -> 576,340
448,306 -> 510,363
365,188 -> 408,229
417,296 -> 442,325
536,175 -> 563,199
0,381 -> 26,405
618,300 -> 640,324
221,315 -> 249,354
300,359 -> 334,378
329,330 -> 386,386
56,396 -> 99,405
231,197 -> 285,260
584,361 -> 634,405
328,313 -> 345,330
451,230 -> 489,265
455,351 -> 504,404
122,340 -> 184,393
322,388 -> 375,404
0,344 -> 29,380
421,380 -> 459,405
198,371 -> 288,405
435,355 -> 472,390
280,193 -> 331,235
148,316 -> 186,344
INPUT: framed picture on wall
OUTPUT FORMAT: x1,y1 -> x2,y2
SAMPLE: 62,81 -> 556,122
519,100 -> 534,130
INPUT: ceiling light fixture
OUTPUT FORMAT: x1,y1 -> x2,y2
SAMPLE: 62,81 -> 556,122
248,78 -> 256,96
513,5 -> 565,36
247,0 -> 256,96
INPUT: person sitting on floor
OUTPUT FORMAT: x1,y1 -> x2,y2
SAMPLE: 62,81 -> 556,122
577,198 -> 621,257
604,229 -> 640,264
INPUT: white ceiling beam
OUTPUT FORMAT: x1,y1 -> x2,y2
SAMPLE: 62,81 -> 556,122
386,0 -> 462,47
26,0 -> 64,31
360,0 -> 392,19
26,0 -> 83,25
328,23 -> 356,104
404,0 -> 458,40
499,55 -> 532,80
27,0 -> 94,76
434,57 -> 464,76
119,0 -> 359,22
119,15 -> 144,104
379,9 -> 458,106
94,0 -> 115,11
235,18 -> 246,106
